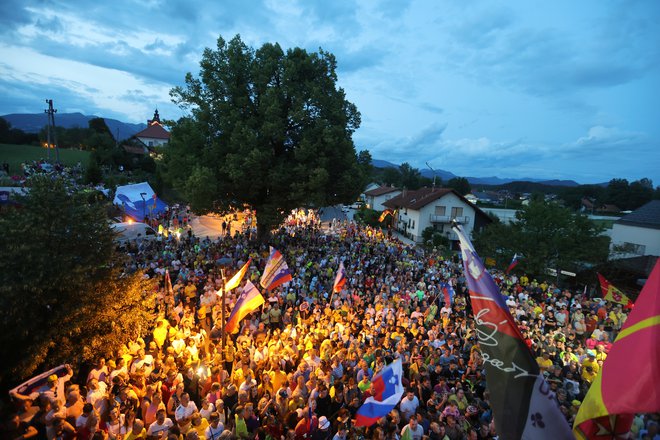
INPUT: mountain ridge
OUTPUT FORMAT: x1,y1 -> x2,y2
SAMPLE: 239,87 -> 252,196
1,112 -> 146,141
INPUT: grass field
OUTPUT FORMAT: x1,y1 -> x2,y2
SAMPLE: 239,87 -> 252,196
0,143 -> 90,175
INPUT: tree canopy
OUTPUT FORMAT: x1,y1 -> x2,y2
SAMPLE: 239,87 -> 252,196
162,35 -> 370,240
473,200 -> 610,277
0,177 -> 155,388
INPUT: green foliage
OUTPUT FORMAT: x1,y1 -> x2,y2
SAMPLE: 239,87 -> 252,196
88,117 -> 112,136
473,200 -> 610,276
447,177 -> 471,195
372,163 -> 433,190
421,226 -> 450,249
84,156 -> 103,184
164,35 -> 366,240
0,176 -> 155,387
0,118 -> 39,145
355,208 -> 381,226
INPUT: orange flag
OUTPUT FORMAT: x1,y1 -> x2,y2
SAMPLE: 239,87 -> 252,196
224,258 -> 251,291
574,262 -> 660,439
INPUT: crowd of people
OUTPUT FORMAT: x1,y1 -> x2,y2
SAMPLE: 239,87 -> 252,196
4,215 -> 659,440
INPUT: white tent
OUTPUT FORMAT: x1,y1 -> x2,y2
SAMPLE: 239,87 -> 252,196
113,182 -> 156,205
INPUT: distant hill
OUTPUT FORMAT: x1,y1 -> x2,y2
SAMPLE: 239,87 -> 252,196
1,112 -> 146,141
372,158 -> 581,187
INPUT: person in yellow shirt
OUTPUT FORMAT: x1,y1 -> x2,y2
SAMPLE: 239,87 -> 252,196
581,351 -> 600,383
536,352 -> 553,372
124,419 -> 147,440
191,413 -> 209,439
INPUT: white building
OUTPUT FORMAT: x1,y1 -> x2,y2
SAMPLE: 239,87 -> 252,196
609,200 -> 660,259
383,187 -> 492,245
134,109 -> 170,148
364,185 -> 401,211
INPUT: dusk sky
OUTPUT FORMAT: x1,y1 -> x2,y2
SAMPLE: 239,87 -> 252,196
1,0 -> 658,184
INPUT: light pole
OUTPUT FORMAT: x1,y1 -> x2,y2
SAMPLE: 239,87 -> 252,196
140,192 -> 147,222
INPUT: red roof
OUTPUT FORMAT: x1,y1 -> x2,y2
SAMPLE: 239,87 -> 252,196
364,185 -> 401,197
135,123 -> 170,140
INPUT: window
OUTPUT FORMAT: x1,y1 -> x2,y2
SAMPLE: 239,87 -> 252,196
412,220 -> 415,229
435,206 -> 446,216
451,207 -> 464,218
623,242 -> 646,255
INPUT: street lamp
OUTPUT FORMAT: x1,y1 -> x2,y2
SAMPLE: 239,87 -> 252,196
140,192 -> 147,222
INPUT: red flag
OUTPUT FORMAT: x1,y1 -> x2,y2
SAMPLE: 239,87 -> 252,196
596,273 -> 631,306
574,262 -> 660,438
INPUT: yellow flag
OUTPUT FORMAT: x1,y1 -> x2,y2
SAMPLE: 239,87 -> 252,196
225,258 -> 251,291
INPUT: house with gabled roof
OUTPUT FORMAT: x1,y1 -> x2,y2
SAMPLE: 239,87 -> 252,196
364,185 -> 402,211
134,109 -> 170,148
610,200 -> 660,260
383,187 -> 492,245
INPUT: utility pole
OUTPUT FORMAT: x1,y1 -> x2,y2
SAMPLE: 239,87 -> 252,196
45,99 -> 59,163
426,162 -> 437,190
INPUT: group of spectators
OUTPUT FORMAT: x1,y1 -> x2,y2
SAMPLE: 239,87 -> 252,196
4,215 -> 659,440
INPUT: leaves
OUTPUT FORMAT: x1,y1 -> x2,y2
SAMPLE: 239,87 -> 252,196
163,34 -> 367,240
0,176 -> 155,388
474,200 -> 610,276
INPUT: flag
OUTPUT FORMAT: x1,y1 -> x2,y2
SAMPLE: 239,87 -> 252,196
9,364 -> 70,400
224,280 -> 265,334
355,359 -> 405,427
441,282 -> 455,306
378,209 -> 393,223
505,253 -> 520,274
333,261 -> 347,293
596,273 -> 631,306
260,247 -> 292,291
225,258 -> 251,291
452,223 -> 573,440
165,269 -> 174,296
574,261 -> 660,439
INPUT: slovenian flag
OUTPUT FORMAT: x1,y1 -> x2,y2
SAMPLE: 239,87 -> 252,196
505,253 -> 519,274
333,261 -> 347,293
260,247 -> 292,291
452,223 -> 573,440
224,280 -> 264,334
225,258 -> 251,291
441,282 -> 455,306
355,359 -> 404,427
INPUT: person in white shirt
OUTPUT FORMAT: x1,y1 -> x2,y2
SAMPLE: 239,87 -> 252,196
399,390 -> 420,422
175,393 -> 198,430
204,412 -> 224,440
147,409 -> 174,438
401,416 -> 425,440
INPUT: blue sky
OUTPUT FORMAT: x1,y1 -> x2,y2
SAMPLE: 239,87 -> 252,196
1,0 -> 658,184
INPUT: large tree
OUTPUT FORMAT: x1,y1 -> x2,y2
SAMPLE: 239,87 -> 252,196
473,200 -> 610,276
163,35 -> 369,240
0,176 -> 155,388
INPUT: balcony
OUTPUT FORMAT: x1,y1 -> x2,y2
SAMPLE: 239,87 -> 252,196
429,215 -> 470,224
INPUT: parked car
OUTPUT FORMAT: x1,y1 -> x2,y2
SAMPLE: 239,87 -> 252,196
110,221 -> 157,244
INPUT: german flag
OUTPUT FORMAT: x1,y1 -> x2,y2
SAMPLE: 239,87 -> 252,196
574,261 -> 660,439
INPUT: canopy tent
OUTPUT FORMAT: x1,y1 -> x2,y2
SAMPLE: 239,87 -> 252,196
113,182 -> 167,221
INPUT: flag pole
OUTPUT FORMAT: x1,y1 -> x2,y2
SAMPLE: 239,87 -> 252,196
220,268 -> 227,352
